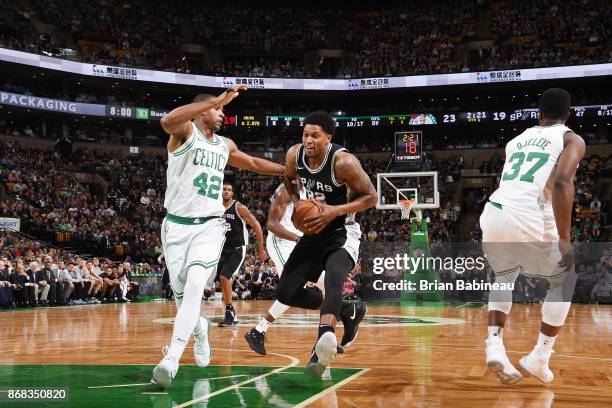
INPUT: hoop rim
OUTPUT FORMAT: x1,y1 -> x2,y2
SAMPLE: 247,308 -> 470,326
398,199 -> 415,208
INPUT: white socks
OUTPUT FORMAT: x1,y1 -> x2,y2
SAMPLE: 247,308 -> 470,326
268,300 -> 290,320
536,331 -> 557,353
256,317 -> 271,333
255,301 -> 290,333
488,326 -> 503,340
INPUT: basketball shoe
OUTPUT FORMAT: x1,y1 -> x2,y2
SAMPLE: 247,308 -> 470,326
485,336 -> 523,385
339,302 -> 367,349
193,317 -> 212,367
244,327 -> 266,355
151,346 -> 178,389
218,305 -> 239,327
306,331 -> 337,377
519,347 -> 554,383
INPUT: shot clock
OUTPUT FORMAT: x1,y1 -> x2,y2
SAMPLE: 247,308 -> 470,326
395,131 -> 423,163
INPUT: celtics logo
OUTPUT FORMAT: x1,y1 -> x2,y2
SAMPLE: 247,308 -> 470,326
153,314 -> 464,328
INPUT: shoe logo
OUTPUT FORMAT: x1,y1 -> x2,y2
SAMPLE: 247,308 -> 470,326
350,305 -> 356,320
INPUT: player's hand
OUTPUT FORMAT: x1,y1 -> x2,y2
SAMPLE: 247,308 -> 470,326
302,203 -> 339,234
257,248 -> 268,261
216,85 -> 248,107
558,239 -> 575,271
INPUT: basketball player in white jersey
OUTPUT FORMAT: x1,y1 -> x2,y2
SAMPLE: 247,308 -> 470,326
152,85 -> 284,388
243,183 -> 327,355
480,88 -> 585,384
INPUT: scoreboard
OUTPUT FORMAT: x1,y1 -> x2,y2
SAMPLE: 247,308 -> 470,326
97,105 -> 610,126
395,131 -> 423,163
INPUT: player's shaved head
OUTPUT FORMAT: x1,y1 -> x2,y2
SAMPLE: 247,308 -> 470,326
193,93 -> 215,103
539,88 -> 571,120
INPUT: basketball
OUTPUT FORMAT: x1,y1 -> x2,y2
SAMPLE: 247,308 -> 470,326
292,199 -> 322,234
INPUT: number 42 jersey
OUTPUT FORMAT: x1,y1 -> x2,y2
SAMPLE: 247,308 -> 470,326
489,124 -> 571,217
164,123 -> 229,218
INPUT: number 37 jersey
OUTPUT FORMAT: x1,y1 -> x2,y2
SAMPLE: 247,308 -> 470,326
489,124 -> 571,216
164,123 -> 229,218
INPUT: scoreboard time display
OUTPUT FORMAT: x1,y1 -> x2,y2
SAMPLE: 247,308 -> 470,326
395,131 -> 423,163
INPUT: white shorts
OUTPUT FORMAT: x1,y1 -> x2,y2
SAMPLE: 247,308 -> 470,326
480,202 -> 564,280
342,222 -> 362,264
266,234 -> 296,276
161,217 -> 227,298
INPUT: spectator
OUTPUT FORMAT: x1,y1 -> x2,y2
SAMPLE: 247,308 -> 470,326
10,259 -> 37,307
100,266 -> 120,301
0,259 -> 14,308
591,274 -> 612,303
31,261 -> 51,306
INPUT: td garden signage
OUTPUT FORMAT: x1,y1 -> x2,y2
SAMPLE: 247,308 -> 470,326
1,47 -> 611,91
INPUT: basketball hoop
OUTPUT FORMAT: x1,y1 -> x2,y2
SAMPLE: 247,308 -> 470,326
399,199 -> 415,220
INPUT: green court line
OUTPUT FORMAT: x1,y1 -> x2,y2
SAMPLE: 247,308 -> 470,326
0,364 -> 361,408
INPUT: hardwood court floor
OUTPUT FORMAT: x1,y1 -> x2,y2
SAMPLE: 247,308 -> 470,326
0,301 -> 610,407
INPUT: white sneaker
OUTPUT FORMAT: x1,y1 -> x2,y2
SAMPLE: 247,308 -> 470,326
486,337 -> 523,385
194,317 -> 212,367
519,347 -> 554,383
152,346 -> 179,389
306,332 -> 338,377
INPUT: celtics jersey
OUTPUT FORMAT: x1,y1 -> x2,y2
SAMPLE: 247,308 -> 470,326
164,123 -> 229,218
279,201 -> 302,238
490,124 -> 571,216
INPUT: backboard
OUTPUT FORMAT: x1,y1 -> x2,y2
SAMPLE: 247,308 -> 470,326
376,171 -> 439,210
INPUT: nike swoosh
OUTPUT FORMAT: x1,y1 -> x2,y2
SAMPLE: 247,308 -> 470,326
350,304 -> 356,319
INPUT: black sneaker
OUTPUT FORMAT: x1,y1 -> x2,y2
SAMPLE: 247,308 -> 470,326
218,308 -> 238,327
244,328 -> 266,355
339,302 -> 367,349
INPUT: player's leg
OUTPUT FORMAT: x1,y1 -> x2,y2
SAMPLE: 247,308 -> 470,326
245,236 -> 293,354
218,246 -> 245,327
480,203 -> 523,384
275,237 -> 324,309
306,248 -> 360,377
153,261 -> 216,387
152,219 -> 223,387
519,256 -> 576,383
260,236 -> 293,325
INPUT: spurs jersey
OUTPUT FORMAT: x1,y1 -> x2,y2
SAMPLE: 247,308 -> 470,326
164,123 -> 229,218
223,200 -> 248,247
296,143 -> 348,233
489,124 -> 571,219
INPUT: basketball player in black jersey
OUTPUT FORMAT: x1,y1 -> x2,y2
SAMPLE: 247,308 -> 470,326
217,183 -> 267,327
277,111 -> 377,377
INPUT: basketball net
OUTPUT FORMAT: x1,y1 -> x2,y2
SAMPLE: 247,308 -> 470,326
399,199 -> 422,223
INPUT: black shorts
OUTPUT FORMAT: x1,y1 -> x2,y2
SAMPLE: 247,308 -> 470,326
216,245 -> 246,280
282,224 -> 360,282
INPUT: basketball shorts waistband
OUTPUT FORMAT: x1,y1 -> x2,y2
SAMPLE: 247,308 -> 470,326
165,214 -> 221,225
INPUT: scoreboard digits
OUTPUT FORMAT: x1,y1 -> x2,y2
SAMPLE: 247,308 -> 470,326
395,131 -> 423,163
